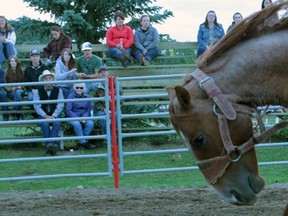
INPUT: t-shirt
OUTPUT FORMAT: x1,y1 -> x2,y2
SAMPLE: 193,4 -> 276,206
77,55 -> 102,75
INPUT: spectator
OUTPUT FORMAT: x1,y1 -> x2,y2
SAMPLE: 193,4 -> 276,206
55,48 -> 77,98
106,11 -> 134,67
33,70 -> 64,156
0,67 -> 9,121
76,42 -> 102,93
24,49 -> 48,101
4,56 -> 25,120
227,12 -> 243,32
43,26 -> 72,65
97,65 -> 109,87
66,83 -> 95,149
0,16 -> 17,65
94,84 -> 107,135
197,10 -> 225,57
134,14 -> 159,66
261,0 -> 273,9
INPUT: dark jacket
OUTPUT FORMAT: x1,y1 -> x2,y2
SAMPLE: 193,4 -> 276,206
24,62 -> 48,91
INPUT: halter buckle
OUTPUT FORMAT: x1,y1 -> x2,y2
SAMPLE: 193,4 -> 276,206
199,76 -> 214,89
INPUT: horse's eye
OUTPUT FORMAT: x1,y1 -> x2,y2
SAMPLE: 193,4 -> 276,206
191,135 -> 205,147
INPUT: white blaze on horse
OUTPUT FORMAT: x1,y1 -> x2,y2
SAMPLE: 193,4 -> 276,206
167,2 -> 288,206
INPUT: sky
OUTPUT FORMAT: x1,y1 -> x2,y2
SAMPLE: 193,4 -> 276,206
1,0 -> 262,42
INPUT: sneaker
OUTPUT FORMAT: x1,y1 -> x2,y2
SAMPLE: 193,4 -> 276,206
46,143 -> 58,156
120,55 -> 127,67
143,59 -> 150,66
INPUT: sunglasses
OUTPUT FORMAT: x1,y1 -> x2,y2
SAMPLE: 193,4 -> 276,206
75,87 -> 84,89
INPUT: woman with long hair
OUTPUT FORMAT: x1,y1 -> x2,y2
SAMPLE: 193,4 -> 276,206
0,16 -> 17,64
43,26 -> 72,63
4,55 -> 25,120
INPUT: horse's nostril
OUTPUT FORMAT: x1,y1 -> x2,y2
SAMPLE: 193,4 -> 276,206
231,190 -> 243,204
248,175 -> 265,194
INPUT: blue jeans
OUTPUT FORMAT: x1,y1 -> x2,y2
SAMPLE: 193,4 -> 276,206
0,88 -> 8,118
96,110 -> 107,134
38,116 -> 61,146
134,47 -> 159,63
108,47 -> 132,60
68,120 -> 94,144
0,42 -> 17,63
7,89 -> 25,110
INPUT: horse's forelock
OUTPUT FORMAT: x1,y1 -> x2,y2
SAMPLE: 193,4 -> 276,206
197,1 -> 288,69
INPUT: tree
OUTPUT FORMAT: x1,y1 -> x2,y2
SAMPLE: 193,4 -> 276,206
23,0 -> 173,46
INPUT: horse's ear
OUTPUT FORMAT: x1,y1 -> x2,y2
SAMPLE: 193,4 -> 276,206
166,86 -> 176,101
174,86 -> 192,110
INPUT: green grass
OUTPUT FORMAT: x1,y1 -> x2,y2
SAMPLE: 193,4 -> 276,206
0,142 -> 287,192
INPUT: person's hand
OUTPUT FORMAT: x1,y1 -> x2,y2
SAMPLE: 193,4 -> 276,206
80,120 -> 86,124
117,43 -> 123,50
70,68 -> 77,74
143,50 -> 147,55
44,115 -> 55,119
0,37 -> 6,43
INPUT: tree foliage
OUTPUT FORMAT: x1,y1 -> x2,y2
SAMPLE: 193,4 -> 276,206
22,0 -> 173,46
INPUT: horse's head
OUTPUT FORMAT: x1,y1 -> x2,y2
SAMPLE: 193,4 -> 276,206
167,85 -> 265,205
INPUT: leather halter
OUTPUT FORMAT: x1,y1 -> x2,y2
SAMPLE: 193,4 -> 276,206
173,69 -> 288,184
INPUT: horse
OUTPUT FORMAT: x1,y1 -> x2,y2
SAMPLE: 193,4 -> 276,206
167,2 -> 288,206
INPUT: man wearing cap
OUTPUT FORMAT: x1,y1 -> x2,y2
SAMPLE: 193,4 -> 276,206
76,42 -> 102,93
97,65 -> 109,87
33,70 -> 64,156
24,49 -> 48,102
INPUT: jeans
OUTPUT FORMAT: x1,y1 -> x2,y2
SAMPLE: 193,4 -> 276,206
134,47 -> 159,63
96,110 -> 107,134
38,116 -> 61,146
108,47 -> 132,60
7,89 -> 25,110
68,120 -> 94,144
0,42 -> 17,63
0,88 -> 8,118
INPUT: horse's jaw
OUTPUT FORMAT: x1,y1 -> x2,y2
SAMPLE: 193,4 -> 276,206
212,170 -> 265,206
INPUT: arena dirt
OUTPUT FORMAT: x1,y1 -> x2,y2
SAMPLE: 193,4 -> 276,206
0,183 -> 287,216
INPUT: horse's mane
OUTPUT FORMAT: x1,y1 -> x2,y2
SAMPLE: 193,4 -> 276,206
197,1 -> 288,69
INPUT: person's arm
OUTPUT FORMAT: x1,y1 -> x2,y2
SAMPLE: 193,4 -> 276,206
43,41 -> 52,59
66,94 -> 78,118
145,27 -> 159,51
197,24 -> 207,48
6,31 -> 16,45
55,61 -> 76,80
123,26 -> 134,49
106,27 -> 118,47
52,89 -> 65,118
33,90 -> 47,117
134,30 -> 146,52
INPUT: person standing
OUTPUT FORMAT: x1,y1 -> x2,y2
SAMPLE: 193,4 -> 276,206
197,10 -> 225,57
134,14 -> 159,66
4,56 -> 25,120
33,70 -> 64,156
66,83 -> 95,149
106,11 -> 134,67
227,12 -> 243,32
24,49 -> 48,102
0,16 -> 17,65
76,42 -> 102,93
55,48 -> 77,98
43,26 -> 72,65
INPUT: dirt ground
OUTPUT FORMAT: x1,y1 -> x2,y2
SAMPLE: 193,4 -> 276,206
0,183 -> 287,216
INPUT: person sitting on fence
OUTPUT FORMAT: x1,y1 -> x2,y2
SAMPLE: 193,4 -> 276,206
33,70 -> 64,156
66,83 -> 95,149
24,49 -> 48,102
76,42 -> 102,93
0,16 -> 17,66
133,14 -> 159,66
4,56 -> 25,120
43,26 -> 72,66
55,48 -> 77,98
94,84 -> 107,135
0,67 -> 9,121
106,11 -> 134,67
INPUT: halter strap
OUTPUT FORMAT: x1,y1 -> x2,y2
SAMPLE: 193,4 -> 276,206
191,69 -> 236,120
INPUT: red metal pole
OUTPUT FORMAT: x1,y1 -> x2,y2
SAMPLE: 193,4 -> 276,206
108,76 -> 119,188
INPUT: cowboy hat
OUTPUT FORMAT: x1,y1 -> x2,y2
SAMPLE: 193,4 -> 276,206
38,70 -> 55,82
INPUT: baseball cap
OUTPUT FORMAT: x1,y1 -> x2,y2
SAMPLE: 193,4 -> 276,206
98,65 -> 108,73
30,49 -> 41,56
81,42 -> 93,51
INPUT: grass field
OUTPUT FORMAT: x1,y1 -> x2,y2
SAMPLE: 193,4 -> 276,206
0,139 -> 287,192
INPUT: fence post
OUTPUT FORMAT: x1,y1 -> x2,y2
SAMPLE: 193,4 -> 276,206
109,76 -> 119,188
